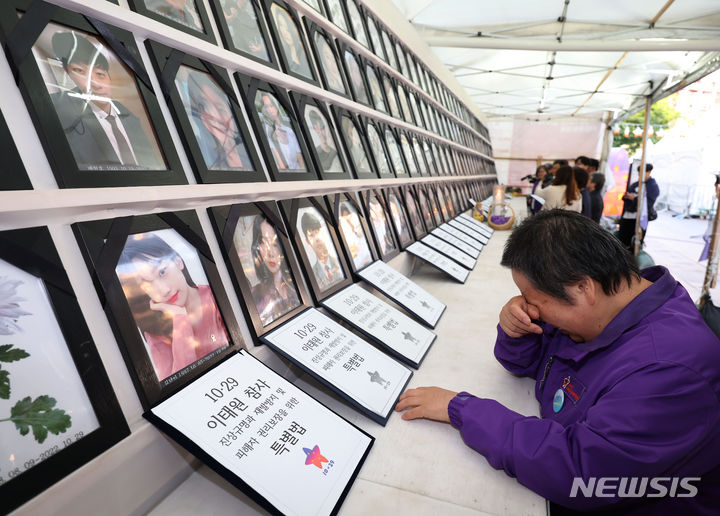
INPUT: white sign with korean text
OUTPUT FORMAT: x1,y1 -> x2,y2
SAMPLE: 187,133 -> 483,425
321,284 -> 434,366
458,213 -> 493,237
263,309 -> 411,419
151,351 -> 371,516
406,242 -> 470,283
420,235 -> 476,270
442,221 -> 488,247
356,260 -> 445,327
430,227 -> 481,258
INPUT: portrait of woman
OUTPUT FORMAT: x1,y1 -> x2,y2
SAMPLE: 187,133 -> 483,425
388,191 -> 412,246
365,65 -> 386,113
270,4 -> 313,79
314,33 -> 345,94
346,0 -> 368,48
368,194 -> 396,256
219,0 -> 270,61
116,230 -> 229,381
242,215 -> 301,326
366,124 -> 391,176
338,200 -> 372,270
255,90 -> 306,171
343,51 -> 369,105
145,0 -> 204,31
176,66 -> 252,170
340,116 -> 372,175
384,129 -> 406,176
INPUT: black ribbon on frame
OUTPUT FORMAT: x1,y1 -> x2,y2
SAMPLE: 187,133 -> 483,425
158,48 -> 185,100
255,201 -> 288,238
3,0 -> 57,83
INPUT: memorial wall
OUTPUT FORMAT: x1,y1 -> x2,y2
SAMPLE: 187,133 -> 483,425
0,0 -> 497,513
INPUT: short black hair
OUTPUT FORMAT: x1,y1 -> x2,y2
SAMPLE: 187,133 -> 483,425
574,166 -> 589,189
589,158 -> 600,171
300,211 -> 322,236
553,159 -> 569,166
644,163 -> 654,173
576,156 -> 591,166
591,172 -> 605,190
501,210 -> 640,302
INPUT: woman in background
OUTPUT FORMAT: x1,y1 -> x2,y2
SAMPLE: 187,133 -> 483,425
538,164 -> 581,212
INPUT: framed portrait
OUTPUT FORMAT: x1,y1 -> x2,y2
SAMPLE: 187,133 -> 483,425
425,103 -> 439,134
345,0 -> 369,49
422,139 -> 439,176
398,131 -> 421,178
264,0 -> 317,84
411,135 -> 429,177
146,43 -> 265,184
364,13 -> 385,61
379,28 -> 398,71
414,184 -> 437,231
298,0 -> 324,14
0,227 -> 128,514
419,98 -> 431,131
209,0 -> 277,67
290,93 -> 352,180
338,43 -> 371,107
381,74 -> 401,120
431,185 -> 450,222
394,41 -> 409,79
407,54 -> 421,89
383,188 -> 414,249
327,192 -> 378,274
332,108 -> 377,180
441,145 -> 455,175
360,117 -> 395,180
0,3 -> 185,188
431,142 -> 447,175
209,201 -> 312,342
305,22 -> 350,98
322,0 -> 349,34
442,184 -> 457,217
237,76 -> 317,181
424,184 -> 445,227
128,0 -> 214,41
360,190 -> 400,262
402,186 -> 428,239
395,83 -> 413,124
408,91 -> 424,129
382,126 -> 409,178
280,197 -> 352,302
72,211 -> 243,409
364,62 -> 388,114
0,109 -> 32,191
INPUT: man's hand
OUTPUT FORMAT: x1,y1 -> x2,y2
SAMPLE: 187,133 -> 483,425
394,387 -> 458,422
499,295 -> 543,338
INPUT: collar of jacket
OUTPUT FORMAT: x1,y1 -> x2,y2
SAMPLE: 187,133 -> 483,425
553,266 -> 676,363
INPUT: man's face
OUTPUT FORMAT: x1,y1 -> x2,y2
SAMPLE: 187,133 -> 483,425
305,228 -> 328,263
512,270 -> 593,343
67,61 -> 111,99
312,120 -> 329,148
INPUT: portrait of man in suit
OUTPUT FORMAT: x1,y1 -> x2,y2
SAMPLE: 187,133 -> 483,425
305,106 -> 342,173
298,208 -> 344,291
38,29 -> 165,171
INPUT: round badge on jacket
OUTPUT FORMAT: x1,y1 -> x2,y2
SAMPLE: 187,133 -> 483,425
553,388 -> 565,413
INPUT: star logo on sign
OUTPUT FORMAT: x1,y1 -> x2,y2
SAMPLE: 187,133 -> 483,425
303,445 -> 328,468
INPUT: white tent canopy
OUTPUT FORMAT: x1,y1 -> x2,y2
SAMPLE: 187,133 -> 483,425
391,0 -> 720,122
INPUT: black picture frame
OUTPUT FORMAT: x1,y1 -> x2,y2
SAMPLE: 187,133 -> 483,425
0,2 -> 187,188
379,27 -> 398,71
360,189 -> 400,262
410,134 -> 430,177
236,75 -> 318,181
290,93 -> 353,180
208,0 -> 278,68
146,42 -> 266,184
332,107 -> 377,180
395,82 -> 414,125
382,187 -> 415,250
364,13 -> 386,62
414,184 -> 437,231
363,60 -> 388,114
431,184 -> 451,222
381,73 -> 402,120
264,0 -> 318,85
209,201 -> 313,344
422,138 -> 439,176
0,108 -> 32,190
321,0 -> 350,34
408,90 -> 424,129
72,211 -> 244,409
128,0 -> 216,43
304,21 -> 351,99
345,0 -> 369,49
402,185 -> 428,239
394,40 -> 411,81
327,191 -> 378,274
337,41 -> 371,107
397,130 -> 422,178
298,0 -> 325,15
358,116 -> 395,180
381,124 -> 409,179
0,227 -> 129,514
280,197 -> 353,303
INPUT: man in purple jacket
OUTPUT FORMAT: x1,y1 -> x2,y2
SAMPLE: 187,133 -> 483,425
396,210 -> 720,514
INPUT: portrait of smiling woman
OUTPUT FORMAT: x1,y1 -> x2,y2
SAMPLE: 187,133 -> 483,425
116,230 -> 229,381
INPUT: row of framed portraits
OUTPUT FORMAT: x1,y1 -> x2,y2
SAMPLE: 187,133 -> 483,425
0,2 -> 495,189
117,0 -> 489,150
0,169 -> 495,512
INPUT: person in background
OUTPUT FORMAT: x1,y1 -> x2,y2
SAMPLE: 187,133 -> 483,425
537,165 -> 581,212
589,172 -> 605,223
395,210 -> 720,515
527,164 -> 549,214
618,163 -> 659,251
574,166 -> 592,219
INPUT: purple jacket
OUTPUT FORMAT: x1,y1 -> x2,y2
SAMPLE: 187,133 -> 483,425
448,266 -> 720,514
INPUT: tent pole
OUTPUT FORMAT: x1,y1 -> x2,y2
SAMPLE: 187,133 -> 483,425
633,96 -> 652,257
699,181 -> 720,309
